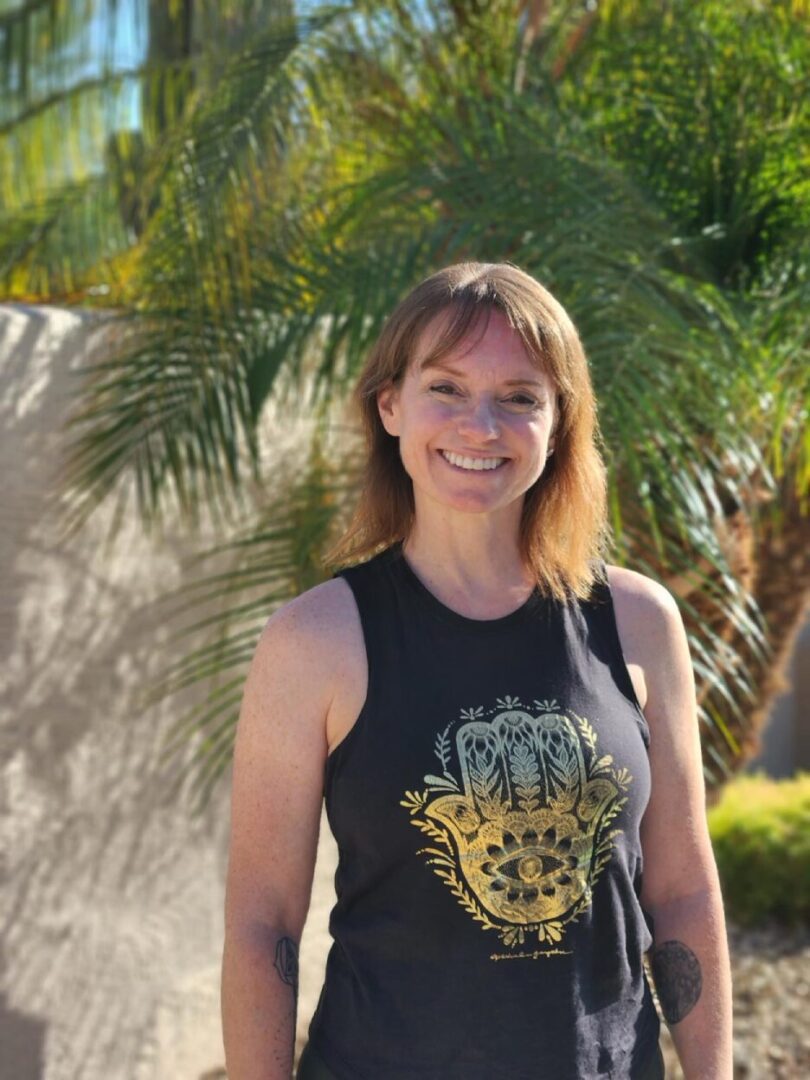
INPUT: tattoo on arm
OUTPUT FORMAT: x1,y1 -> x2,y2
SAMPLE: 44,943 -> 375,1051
274,936 -> 300,1044
651,939 -> 702,1024
274,936 -> 299,988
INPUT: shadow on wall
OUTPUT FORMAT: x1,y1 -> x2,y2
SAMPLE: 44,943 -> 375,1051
0,992 -> 46,1080
0,305 -> 236,1080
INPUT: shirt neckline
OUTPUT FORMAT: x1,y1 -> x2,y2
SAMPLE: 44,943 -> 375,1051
385,541 -> 544,633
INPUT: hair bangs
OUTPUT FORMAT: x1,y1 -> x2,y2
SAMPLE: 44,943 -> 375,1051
415,300 -> 494,374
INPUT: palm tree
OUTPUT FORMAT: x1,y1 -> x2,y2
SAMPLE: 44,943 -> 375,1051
0,0 -> 295,295
2,0 -> 807,808
555,0 -> 810,782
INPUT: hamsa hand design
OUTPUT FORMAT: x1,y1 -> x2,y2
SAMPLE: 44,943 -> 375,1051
421,709 -> 620,927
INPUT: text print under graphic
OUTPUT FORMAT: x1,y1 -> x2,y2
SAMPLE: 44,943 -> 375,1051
400,697 -> 632,956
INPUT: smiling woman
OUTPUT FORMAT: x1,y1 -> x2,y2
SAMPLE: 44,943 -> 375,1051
375,306 -> 558,531
328,262 -> 608,606
221,262 -> 733,1080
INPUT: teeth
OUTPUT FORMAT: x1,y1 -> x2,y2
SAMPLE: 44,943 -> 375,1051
441,450 -> 506,471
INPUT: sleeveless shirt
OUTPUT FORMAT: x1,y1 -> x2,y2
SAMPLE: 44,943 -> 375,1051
305,542 -> 661,1079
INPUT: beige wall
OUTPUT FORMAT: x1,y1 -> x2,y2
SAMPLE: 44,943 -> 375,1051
0,304 -> 336,1080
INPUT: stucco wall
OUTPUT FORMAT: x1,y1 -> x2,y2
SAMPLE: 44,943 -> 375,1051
0,304 -> 336,1080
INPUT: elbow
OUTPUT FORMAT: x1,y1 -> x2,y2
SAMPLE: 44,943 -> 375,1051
643,884 -> 725,929
224,909 -> 305,954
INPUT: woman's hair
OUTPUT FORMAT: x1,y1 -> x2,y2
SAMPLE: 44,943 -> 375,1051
323,261 -> 611,601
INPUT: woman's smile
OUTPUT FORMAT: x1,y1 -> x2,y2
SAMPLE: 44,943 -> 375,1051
438,449 -> 510,472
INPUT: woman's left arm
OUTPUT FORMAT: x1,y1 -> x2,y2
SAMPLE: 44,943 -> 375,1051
611,569 -> 734,1080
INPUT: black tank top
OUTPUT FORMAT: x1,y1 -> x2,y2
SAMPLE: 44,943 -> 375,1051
306,542 -> 661,1079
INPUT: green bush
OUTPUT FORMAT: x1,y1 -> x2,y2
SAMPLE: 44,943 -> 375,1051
708,771 -> 810,928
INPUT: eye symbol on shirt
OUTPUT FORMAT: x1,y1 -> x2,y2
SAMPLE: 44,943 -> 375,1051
401,705 -> 632,952
488,843 -> 569,890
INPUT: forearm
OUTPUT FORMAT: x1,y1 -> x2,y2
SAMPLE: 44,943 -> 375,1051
647,889 -> 733,1080
221,922 -> 300,1080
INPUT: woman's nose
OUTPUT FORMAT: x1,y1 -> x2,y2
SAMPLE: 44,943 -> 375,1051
457,398 -> 501,439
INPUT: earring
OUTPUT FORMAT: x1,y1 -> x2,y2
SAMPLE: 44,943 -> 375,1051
546,446 -> 555,458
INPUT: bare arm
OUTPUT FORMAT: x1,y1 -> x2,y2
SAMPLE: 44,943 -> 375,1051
614,570 -> 733,1080
646,888 -> 732,1080
221,921 -> 301,1080
221,585 -> 338,1080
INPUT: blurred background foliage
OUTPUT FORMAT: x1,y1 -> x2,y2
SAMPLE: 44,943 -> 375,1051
1,0 -> 808,808
707,771 -> 810,926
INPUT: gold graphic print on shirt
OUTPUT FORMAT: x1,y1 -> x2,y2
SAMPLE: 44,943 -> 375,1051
400,697 -> 632,953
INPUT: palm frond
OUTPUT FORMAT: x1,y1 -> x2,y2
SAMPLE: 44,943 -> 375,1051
140,427 -> 358,812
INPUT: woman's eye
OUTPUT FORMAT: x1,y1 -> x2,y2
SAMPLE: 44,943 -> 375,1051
428,385 -> 538,408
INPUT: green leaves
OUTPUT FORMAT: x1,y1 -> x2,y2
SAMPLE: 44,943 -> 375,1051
2,1 -> 807,806
558,0 -> 810,290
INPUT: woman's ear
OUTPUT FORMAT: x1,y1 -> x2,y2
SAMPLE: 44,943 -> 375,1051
377,383 -> 401,437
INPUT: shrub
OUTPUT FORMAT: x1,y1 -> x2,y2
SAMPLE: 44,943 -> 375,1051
708,771 -> 810,927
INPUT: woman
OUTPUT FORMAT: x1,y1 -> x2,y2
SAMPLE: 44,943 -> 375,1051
221,263 -> 733,1079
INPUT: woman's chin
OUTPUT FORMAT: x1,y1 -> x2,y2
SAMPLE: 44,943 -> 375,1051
419,485 -> 523,517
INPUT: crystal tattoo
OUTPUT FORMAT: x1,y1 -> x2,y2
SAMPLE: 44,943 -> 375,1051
274,936 -> 299,988
275,935 -> 300,1048
651,939 -> 702,1023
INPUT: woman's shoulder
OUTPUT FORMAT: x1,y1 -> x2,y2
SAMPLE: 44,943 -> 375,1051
604,565 -> 686,665
262,575 -> 359,648
602,562 -> 679,619
602,564 -> 688,709
242,578 -> 364,731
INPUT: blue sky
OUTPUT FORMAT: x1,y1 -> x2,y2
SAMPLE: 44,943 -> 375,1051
86,0 -> 147,129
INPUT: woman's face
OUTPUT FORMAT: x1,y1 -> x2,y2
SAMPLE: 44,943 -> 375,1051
377,308 -> 558,523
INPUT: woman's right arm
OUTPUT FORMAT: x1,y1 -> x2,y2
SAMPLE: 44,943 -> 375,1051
221,585 -> 339,1080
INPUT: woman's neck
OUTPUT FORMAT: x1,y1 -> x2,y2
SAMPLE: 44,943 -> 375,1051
401,523 -> 535,619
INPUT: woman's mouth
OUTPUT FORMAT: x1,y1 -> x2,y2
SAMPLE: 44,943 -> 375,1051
439,449 -> 509,472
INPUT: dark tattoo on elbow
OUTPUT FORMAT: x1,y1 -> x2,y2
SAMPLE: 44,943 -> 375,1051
274,936 -> 299,989
274,935 -> 300,1053
651,939 -> 702,1024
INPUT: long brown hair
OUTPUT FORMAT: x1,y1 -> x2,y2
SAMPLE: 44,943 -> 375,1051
323,261 -> 611,601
